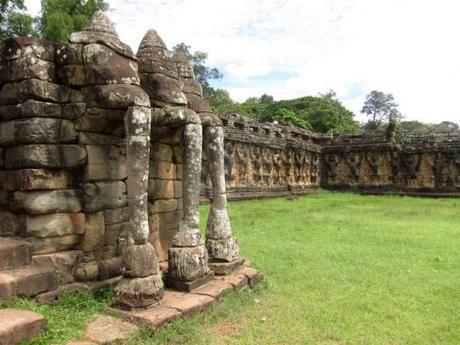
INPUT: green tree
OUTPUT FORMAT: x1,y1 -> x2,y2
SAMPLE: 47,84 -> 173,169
1,0 -> 24,22
172,43 -> 223,100
39,0 -> 109,43
361,90 -> 402,130
205,88 -> 241,115
0,0 -> 36,40
272,108 -> 311,130
250,91 -> 358,133
0,8 -> 35,40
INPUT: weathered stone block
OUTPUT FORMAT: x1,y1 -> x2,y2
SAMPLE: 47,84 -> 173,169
78,132 -> 124,146
3,169 -> 70,191
27,235 -> 80,254
0,79 -> 81,105
0,211 -> 19,236
168,245 -> 209,282
75,107 -> 125,133
139,73 -> 187,106
0,238 -> 31,271
174,181 -> 183,198
58,64 -> 86,86
0,100 -> 85,121
83,145 -> 127,181
5,145 -> 87,169
150,107 -> 200,126
122,243 -> 159,278
186,93 -> 212,113
83,181 -> 127,213
150,199 -> 178,214
105,222 -> 127,246
104,207 -> 129,225
56,43 -> 83,64
0,309 -> 46,345
11,190 -> 82,214
0,37 -> 55,61
149,161 -> 176,180
150,127 -> 182,145
81,212 -> 105,251
138,56 -> 178,78
33,250 -> 80,285
82,84 -> 150,109
85,315 -> 139,344
0,118 -> 77,145
172,145 -> 182,163
0,56 -> 56,84
150,142 -> 173,162
83,43 -> 139,85
176,164 -> 183,180
20,213 -> 85,238
148,179 -> 174,200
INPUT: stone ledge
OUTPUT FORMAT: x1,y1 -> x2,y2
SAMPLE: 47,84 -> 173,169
106,266 -> 262,331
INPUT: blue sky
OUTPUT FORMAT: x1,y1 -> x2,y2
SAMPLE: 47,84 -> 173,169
26,0 -> 460,124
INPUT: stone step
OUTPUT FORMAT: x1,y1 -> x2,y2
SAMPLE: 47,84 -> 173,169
0,309 -> 46,345
0,263 -> 57,302
0,238 -> 32,271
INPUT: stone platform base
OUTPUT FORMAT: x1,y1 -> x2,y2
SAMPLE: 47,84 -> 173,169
208,258 -> 245,275
167,270 -> 215,292
107,266 -> 263,330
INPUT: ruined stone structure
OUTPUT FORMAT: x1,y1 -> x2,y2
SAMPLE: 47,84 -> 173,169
0,10 -> 458,316
210,114 -> 324,200
320,132 -> 460,195
0,11 -> 245,310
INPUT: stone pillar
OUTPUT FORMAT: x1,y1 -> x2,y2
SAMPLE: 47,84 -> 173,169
173,51 -> 244,275
168,123 -> 213,291
204,126 -> 244,274
113,106 -> 164,309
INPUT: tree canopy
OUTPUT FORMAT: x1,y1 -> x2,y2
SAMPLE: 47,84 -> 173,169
0,0 -> 109,43
39,0 -> 109,43
361,90 -> 402,131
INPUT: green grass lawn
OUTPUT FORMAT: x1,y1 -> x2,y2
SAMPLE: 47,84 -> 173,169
5,191 -> 460,344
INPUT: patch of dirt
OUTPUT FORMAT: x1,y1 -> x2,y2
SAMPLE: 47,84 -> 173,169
216,317 -> 248,337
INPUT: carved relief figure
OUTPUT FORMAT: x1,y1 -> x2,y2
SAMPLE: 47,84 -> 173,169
235,143 -> 249,184
273,150 -> 283,185
400,152 -> 422,183
284,149 -> 294,184
310,152 -> 319,184
294,149 -> 304,183
251,145 -> 262,185
324,153 -> 341,183
303,151 -> 311,184
224,141 -> 235,181
345,152 -> 364,183
262,147 -> 273,185
366,151 -> 382,179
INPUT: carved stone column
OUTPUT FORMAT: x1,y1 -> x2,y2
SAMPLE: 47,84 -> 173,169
174,51 -> 244,275
113,106 -> 164,309
204,126 -> 244,274
65,11 -> 166,309
168,123 -> 213,290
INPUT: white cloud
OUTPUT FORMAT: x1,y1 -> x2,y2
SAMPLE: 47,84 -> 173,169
24,0 -> 460,124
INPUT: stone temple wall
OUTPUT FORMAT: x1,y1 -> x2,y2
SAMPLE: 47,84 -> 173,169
0,26 -> 458,296
0,35 -> 182,287
202,113 -> 324,200
320,133 -> 460,195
